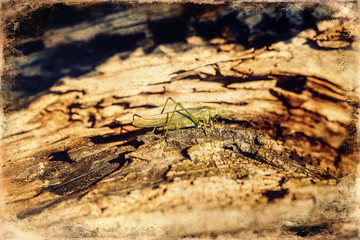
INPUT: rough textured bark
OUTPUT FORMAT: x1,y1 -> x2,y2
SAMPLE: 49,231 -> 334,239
1,2 -> 359,239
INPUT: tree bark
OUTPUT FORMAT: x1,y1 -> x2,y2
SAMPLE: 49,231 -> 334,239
1,2 -> 359,239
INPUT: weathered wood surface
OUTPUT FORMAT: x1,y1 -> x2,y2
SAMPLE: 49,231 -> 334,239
1,2 -> 359,239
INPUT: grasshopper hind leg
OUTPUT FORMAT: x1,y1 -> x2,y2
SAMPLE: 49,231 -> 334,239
158,97 -> 203,137
160,98 -> 179,138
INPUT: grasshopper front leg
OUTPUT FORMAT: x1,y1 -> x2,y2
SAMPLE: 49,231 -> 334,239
209,118 -> 214,128
202,118 -> 209,136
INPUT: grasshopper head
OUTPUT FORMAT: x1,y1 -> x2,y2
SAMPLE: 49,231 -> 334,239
207,107 -> 232,121
207,107 -> 220,120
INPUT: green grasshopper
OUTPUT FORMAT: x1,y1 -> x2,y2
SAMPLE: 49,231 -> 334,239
132,97 -> 220,137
